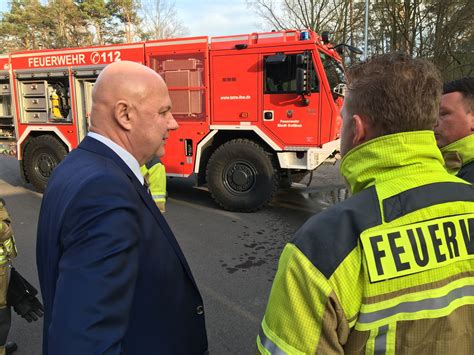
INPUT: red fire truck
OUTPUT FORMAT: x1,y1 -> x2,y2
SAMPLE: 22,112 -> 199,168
0,29 -> 349,212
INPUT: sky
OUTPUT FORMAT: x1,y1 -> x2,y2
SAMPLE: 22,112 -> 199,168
175,0 -> 263,37
0,0 -> 265,38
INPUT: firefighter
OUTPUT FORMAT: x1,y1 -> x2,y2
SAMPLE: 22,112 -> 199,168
0,199 -> 17,355
434,77 -> 474,183
257,54 -> 474,354
140,156 -> 167,213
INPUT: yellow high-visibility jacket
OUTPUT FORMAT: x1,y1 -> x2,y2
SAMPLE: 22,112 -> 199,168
258,132 -> 474,354
441,134 -> 474,183
140,157 -> 167,213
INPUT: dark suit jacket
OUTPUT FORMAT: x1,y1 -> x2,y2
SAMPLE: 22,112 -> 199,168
458,161 -> 474,183
37,136 -> 208,354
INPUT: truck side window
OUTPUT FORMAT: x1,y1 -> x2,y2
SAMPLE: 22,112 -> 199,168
320,52 -> 345,95
265,53 -> 318,94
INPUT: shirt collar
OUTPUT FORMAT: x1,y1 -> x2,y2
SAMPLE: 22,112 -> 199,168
87,132 -> 144,184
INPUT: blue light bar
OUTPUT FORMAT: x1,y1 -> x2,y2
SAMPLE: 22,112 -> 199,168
300,32 -> 309,41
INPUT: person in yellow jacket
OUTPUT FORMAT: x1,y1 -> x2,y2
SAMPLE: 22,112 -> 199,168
140,156 -> 167,212
0,199 -> 17,355
434,77 -> 474,183
258,53 -> 474,354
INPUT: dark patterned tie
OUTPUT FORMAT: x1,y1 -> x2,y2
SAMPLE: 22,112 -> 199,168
143,173 -> 152,196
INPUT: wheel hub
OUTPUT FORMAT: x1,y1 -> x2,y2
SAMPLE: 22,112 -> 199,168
35,153 -> 56,178
224,161 -> 257,193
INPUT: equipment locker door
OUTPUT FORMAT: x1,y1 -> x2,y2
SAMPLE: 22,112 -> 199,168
211,53 -> 259,123
72,68 -> 103,143
145,41 -> 209,178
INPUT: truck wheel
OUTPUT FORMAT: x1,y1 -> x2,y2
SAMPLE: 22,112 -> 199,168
206,139 -> 279,212
23,135 -> 67,192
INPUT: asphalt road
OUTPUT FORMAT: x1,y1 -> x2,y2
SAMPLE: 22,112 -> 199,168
0,154 -> 345,354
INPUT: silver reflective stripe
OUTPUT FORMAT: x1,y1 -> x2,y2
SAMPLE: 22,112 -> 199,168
259,328 -> 287,355
211,36 -> 248,43
146,38 -> 207,47
152,194 -> 166,200
254,32 -> 284,39
359,284 -> 474,324
374,325 -> 388,355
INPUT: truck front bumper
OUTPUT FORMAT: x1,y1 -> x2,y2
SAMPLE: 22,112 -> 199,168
277,139 -> 340,170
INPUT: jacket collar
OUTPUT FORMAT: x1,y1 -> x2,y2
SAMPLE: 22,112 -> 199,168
78,136 -> 137,181
87,132 -> 144,184
440,134 -> 474,175
340,131 -> 446,194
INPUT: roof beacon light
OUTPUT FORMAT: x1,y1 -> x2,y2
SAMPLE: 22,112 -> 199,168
300,31 -> 309,41
321,31 -> 330,44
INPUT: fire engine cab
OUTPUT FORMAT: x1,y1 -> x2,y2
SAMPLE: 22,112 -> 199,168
0,30 -> 348,212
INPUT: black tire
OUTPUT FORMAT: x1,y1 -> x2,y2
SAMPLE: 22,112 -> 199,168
23,135 -> 68,192
206,139 -> 279,212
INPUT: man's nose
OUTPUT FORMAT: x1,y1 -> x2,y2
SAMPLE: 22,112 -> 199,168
168,114 -> 179,131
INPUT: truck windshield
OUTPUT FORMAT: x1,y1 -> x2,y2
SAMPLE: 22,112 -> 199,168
319,52 -> 345,96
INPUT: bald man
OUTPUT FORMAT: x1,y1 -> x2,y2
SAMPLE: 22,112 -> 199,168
36,61 -> 208,355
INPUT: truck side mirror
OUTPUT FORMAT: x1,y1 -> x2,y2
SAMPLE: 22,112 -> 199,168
333,43 -> 363,55
321,31 -> 330,44
266,53 -> 287,64
296,68 -> 307,95
296,54 -> 305,67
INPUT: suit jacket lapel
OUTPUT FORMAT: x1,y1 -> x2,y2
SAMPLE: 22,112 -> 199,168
131,177 -> 198,287
77,137 -> 198,287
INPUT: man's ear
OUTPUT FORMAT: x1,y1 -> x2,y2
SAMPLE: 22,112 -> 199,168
352,114 -> 376,145
352,114 -> 367,145
114,100 -> 132,130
